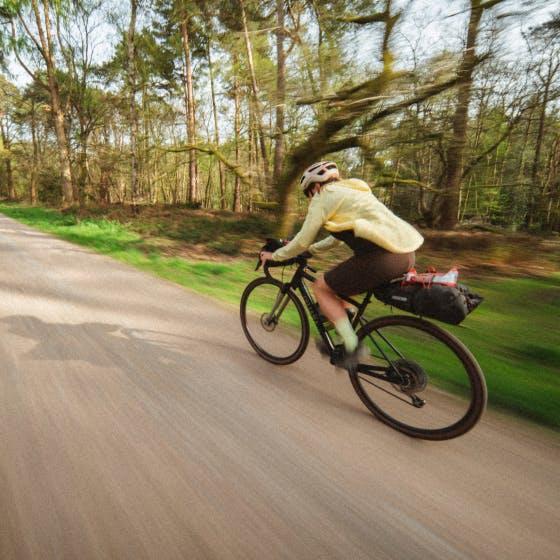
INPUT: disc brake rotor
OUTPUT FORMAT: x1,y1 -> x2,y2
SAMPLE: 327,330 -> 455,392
260,313 -> 277,332
390,358 -> 428,395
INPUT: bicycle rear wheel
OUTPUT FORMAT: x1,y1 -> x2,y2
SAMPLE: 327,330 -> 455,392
240,277 -> 309,365
350,315 -> 486,440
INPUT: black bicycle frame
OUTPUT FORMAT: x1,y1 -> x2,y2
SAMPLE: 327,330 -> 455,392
264,258 -> 399,383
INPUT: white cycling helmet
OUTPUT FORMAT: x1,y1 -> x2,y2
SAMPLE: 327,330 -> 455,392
300,161 -> 340,194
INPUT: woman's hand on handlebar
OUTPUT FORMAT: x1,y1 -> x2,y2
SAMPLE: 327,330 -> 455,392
260,251 -> 274,266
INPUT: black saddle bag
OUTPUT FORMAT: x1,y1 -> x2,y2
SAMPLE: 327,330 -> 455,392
373,281 -> 483,325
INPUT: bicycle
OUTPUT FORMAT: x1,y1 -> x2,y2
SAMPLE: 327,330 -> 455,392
240,249 -> 487,440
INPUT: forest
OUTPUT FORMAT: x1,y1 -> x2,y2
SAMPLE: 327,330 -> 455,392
0,0 -> 559,233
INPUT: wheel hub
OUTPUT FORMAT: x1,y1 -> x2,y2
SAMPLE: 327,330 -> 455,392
260,313 -> 277,332
390,358 -> 428,395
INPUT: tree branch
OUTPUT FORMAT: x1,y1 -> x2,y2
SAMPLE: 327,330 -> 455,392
361,74 -> 462,131
376,176 -> 442,193
157,143 -> 255,188
336,12 -> 387,25
9,21 -> 47,88
480,0 -> 504,10
17,11 -> 46,59
462,108 -> 526,178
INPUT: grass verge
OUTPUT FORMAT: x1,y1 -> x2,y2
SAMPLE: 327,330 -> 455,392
1,203 -> 559,431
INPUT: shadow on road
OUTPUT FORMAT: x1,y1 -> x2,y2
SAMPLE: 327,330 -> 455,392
0,314 -> 371,424
0,315 -> 241,370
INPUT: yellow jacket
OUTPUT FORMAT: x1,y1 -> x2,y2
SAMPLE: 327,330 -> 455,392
272,178 -> 424,261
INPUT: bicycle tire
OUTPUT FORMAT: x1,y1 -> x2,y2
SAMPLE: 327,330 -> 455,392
240,277 -> 310,365
350,315 -> 487,440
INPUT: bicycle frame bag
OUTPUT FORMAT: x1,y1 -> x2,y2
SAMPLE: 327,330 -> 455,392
373,270 -> 483,325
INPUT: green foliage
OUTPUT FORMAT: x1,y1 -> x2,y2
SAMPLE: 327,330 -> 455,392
37,167 -> 63,205
1,0 -> 559,229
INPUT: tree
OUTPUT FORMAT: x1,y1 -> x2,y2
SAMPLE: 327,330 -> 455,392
437,0 -> 504,229
0,75 -> 18,199
525,18 -> 560,228
152,0 -> 202,203
4,0 -> 75,205
55,0 -> 108,204
273,0 -> 286,193
275,0 -> 462,234
0,0 -> 557,233
127,0 -> 140,205
238,0 -> 270,190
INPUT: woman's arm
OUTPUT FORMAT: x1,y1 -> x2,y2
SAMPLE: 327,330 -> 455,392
271,196 -> 325,261
309,235 -> 342,254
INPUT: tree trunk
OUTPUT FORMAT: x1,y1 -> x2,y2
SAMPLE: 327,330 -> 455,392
437,0 -> 484,229
239,0 -> 270,190
142,83 -> 153,204
127,0 -> 139,207
207,42 -> 225,209
273,0 -> 286,197
180,19 -> 198,204
5,158 -> 15,200
248,100 -> 256,211
31,0 -> 74,206
504,104 -> 534,227
526,57 -> 560,228
310,0 -> 326,120
540,134 -> 560,229
0,119 -> 15,200
77,119 -> 89,205
232,59 -> 242,212
30,100 -> 38,205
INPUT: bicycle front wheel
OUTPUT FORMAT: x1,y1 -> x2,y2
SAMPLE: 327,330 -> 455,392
350,315 -> 486,440
240,277 -> 310,365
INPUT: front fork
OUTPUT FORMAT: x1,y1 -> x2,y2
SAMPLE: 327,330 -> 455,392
263,286 -> 291,328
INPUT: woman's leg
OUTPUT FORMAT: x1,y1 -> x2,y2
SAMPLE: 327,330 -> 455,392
315,250 -> 415,354
313,275 -> 358,352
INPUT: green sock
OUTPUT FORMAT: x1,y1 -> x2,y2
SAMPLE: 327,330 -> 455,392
334,316 -> 358,353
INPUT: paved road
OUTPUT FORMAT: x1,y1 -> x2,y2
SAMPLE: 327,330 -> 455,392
0,214 -> 558,560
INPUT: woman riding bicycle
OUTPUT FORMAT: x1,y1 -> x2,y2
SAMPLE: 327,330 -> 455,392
260,161 -> 424,365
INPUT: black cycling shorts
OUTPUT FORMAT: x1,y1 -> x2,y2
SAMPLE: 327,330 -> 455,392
324,249 -> 415,297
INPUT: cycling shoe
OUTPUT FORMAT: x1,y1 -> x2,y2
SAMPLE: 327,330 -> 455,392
315,340 -> 369,372
335,343 -> 369,372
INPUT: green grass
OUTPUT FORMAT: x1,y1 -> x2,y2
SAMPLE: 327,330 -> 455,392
441,276 -> 560,426
1,203 -> 559,430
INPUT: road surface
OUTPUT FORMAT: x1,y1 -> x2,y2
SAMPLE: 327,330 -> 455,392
0,214 -> 558,560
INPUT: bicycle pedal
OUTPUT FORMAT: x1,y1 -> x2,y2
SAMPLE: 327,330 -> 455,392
329,344 -> 345,366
